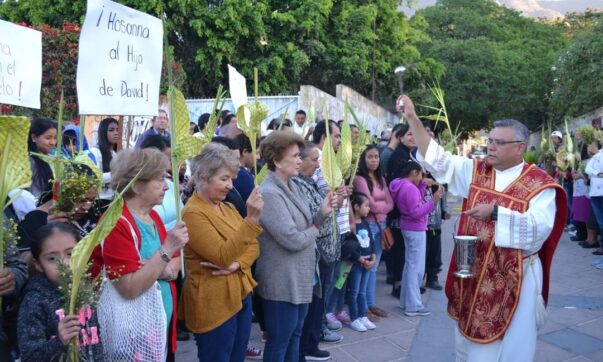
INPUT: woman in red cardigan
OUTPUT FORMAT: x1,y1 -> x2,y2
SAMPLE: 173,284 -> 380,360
92,148 -> 188,361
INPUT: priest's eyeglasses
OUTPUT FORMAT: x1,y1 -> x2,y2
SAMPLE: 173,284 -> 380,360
486,138 -> 524,146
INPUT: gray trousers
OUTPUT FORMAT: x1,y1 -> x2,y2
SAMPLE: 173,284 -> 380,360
400,229 -> 426,311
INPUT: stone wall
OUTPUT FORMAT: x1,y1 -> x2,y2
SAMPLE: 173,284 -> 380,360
299,84 -> 399,136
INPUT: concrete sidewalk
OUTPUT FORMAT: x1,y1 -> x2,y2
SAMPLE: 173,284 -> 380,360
176,203 -> 603,361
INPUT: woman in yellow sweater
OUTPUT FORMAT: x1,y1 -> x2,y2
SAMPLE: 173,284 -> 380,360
180,143 -> 264,362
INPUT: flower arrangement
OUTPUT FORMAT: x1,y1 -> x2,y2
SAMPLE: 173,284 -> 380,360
575,125 -> 602,147
52,162 -> 100,216
57,260 -> 102,361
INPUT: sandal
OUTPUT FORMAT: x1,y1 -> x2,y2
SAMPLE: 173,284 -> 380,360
592,249 -> 603,256
369,306 -> 389,318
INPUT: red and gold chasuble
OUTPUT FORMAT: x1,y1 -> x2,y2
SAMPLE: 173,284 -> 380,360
445,160 -> 567,343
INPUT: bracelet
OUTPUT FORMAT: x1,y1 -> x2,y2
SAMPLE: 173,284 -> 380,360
158,247 -> 171,263
491,205 -> 498,222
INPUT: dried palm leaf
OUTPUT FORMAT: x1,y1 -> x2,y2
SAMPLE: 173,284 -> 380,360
346,103 -> 368,186
0,116 -> 31,281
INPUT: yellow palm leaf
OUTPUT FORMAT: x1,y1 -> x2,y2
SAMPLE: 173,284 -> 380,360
337,104 -> 353,179
0,116 -> 31,270
345,103 -> 368,185
0,116 -> 32,193
564,120 -> 573,154
321,124 -> 342,191
255,163 -> 268,185
168,86 -> 203,160
68,197 -> 123,314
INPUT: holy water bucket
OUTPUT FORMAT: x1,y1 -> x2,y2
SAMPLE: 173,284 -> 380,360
453,235 -> 478,278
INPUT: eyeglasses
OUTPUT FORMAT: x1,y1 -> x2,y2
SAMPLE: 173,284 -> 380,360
486,138 -> 525,146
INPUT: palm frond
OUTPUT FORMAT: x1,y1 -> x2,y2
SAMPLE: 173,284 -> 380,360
336,101 -> 353,179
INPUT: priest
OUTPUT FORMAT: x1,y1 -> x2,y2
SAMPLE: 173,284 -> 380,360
398,95 -> 567,361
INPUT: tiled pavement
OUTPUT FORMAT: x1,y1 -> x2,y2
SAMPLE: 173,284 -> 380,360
176,200 -> 603,361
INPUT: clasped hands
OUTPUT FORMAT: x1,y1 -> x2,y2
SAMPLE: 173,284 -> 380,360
200,261 -> 241,276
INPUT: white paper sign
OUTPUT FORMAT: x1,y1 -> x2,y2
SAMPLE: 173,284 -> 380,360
228,64 -> 248,110
227,64 -> 252,127
0,20 -> 42,108
76,0 -> 163,116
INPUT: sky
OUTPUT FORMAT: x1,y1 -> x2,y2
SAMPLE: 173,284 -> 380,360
400,0 -> 603,18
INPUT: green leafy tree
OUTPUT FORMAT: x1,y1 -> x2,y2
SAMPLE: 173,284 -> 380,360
416,0 -> 566,131
0,0 -> 442,109
550,17 -> 603,120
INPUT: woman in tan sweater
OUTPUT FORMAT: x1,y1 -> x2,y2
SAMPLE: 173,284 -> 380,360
180,143 -> 264,362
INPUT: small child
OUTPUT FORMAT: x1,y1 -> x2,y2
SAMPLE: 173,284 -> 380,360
17,223 -> 103,361
389,162 -> 442,317
348,192 -> 377,332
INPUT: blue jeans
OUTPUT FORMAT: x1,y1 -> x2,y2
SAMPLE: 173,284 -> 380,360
347,262 -> 370,321
263,300 -> 309,362
367,220 -> 385,307
194,294 -> 252,362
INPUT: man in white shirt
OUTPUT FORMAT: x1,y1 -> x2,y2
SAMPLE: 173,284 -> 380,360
399,95 -> 567,362
293,110 -> 313,139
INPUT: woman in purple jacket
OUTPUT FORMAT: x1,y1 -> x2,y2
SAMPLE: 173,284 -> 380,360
389,162 -> 442,317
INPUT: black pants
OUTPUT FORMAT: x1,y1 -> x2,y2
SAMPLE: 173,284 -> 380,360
425,229 -> 442,282
299,259 -> 337,359
574,221 -> 587,241
251,263 -> 266,332
299,293 -> 324,361
391,227 -> 405,283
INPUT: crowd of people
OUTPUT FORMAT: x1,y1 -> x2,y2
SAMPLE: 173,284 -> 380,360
547,130 -> 603,266
1,96 -> 595,362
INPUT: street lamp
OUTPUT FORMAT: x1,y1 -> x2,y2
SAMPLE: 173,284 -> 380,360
394,66 -> 407,119
394,65 -> 407,94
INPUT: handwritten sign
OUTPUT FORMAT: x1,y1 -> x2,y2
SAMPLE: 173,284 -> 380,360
76,0 -> 163,116
0,20 -> 42,108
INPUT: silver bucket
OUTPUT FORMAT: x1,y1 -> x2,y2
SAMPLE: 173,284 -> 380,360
453,235 -> 479,278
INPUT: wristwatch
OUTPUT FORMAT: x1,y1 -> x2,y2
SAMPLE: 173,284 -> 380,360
491,205 -> 498,222
158,247 -> 171,263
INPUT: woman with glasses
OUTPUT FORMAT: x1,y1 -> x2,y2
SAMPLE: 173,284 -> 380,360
91,148 -> 189,361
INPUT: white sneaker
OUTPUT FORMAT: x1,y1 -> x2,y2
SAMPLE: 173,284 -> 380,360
350,318 -> 367,332
360,316 -> 376,330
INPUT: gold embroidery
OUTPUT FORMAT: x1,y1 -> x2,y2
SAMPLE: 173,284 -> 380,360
448,161 -> 558,343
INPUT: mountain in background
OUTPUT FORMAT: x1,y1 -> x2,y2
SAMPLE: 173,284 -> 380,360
400,0 -> 603,18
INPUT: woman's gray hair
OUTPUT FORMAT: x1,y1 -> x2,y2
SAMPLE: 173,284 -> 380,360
299,141 -> 317,159
493,119 -> 529,142
190,143 -> 239,185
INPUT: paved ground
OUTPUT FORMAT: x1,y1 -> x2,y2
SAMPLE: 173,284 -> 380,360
176,199 -> 603,361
